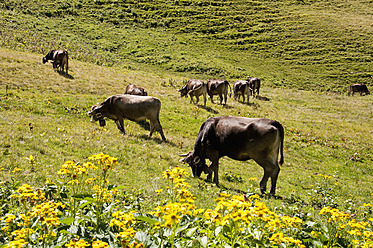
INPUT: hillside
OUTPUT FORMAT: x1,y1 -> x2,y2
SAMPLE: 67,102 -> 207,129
1,47 -> 372,211
1,0 -> 372,92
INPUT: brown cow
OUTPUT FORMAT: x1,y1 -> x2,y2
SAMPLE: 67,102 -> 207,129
248,77 -> 260,98
206,79 -> 231,105
180,116 -> 284,195
124,83 -> 148,96
348,83 -> 370,96
88,94 -> 166,141
43,49 -> 69,74
178,79 -> 207,107
233,80 -> 250,103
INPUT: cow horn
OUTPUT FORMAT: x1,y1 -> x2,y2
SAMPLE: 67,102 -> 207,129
179,153 -> 188,157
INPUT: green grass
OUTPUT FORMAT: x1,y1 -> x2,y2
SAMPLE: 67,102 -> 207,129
1,48 -> 372,213
1,0 -> 372,92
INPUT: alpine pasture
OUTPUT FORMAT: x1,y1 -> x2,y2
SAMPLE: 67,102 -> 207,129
1,0 -> 373,247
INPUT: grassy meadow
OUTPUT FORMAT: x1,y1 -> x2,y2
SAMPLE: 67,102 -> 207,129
1,0 -> 373,247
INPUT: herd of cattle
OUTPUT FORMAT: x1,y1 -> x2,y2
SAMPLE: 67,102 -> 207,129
178,78 -> 261,106
43,49 -> 370,195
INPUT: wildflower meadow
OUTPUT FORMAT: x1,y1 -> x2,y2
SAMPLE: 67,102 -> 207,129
1,153 -> 372,248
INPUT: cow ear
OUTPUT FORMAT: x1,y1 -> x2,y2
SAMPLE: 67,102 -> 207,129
193,156 -> 200,165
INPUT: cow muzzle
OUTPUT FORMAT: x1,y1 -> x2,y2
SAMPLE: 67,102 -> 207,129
99,119 -> 106,127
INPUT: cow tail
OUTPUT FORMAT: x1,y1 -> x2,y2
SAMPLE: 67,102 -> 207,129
273,121 -> 284,165
65,51 -> 69,72
227,82 -> 232,98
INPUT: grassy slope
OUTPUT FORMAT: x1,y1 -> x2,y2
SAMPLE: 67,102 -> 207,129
1,0 -> 372,92
1,48 -> 372,212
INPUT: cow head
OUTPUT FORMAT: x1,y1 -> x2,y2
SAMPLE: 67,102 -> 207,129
179,151 -> 210,177
178,85 -> 188,97
42,57 -> 47,64
87,105 -> 106,126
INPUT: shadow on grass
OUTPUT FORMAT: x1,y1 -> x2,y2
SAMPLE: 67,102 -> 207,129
200,105 -> 219,114
58,71 -> 74,79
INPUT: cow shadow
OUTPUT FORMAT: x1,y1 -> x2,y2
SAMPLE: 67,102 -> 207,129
255,95 -> 270,101
198,179 -> 283,200
200,105 -> 219,114
139,134 -> 178,146
58,71 -> 74,79
137,120 -> 150,130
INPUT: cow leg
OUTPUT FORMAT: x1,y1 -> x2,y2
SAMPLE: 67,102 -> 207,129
151,120 -> 166,141
207,152 -> 219,185
219,94 -> 223,104
115,119 -> 126,134
195,96 -> 199,105
210,94 -> 214,103
257,160 -> 280,195
53,61 -> 57,71
246,93 -> 250,104
203,94 -> 206,107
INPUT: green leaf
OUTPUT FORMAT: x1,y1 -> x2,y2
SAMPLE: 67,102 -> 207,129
60,217 -> 75,225
136,215 -> 159,225
186,226 -> 198,237
200,236 -> 208,247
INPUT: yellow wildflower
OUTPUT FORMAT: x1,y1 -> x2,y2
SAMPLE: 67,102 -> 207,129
92,240 -> 109,248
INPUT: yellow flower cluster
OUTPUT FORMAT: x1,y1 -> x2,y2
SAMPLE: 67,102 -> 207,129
88,152 -> 118,173
92,240 -> 109,248
320,206 -> 373,246
162,166 -> 189,188
65,239 -> 90,247
319,206 -> 351,223
92,185 -> 117,203
10,184 -> 45,204
109,211 -> 145,246
269,232 -> 305,247
31,201 -> 65,227
317,173 -> 333,180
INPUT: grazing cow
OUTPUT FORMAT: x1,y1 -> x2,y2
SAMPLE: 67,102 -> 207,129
178,79 -> 207,107
180,116 -> 284,195
233,80 -> 251,103
348,83 -> 370,96
124,83 -> 148,96
206,79 -> 231,105
42,49 -> 69,74
248,77 -> 261,98
88,94 -> 166,141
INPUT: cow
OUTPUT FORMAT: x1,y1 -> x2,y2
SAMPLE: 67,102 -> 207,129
178,79 -> 207,107
88,94 -> 166,141
42,49 -> 69,74
179,116 -> 284,195
124,83 -> 148,96
248,77 -> 261,98
233,80 -> 251,103
348,83 -> 370,96
206,79 -> 231,105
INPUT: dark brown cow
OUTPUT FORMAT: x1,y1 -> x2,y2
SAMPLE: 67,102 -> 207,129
124,83 -> 148,96
88,94 -> 166,141
233,80 -> 250,103
348,83 -> 370,96
43,49 -> 69,74
206,79 -> 231,105
180,116 -> 284,195
248,77 -> 260,98
178,79 -> 207,107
